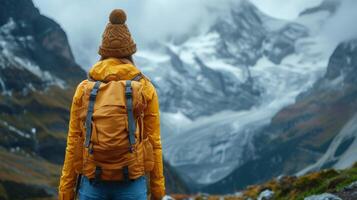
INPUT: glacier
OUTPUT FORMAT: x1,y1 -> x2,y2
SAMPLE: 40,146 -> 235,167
134,1 -> 338,185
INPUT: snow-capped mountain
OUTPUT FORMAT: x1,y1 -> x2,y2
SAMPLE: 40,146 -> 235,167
1,0 -> 354,197
0,2 -> 84,94
134,0 -> 339,190
0,0 -> 85,197
0,0 -> 85,162
201,37 -> 357,193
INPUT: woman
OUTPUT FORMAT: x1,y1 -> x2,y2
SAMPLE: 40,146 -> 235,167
58,9 -> 166,200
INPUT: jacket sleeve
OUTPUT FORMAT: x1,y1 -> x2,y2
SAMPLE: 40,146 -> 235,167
58,84 -> 84,200
144,83 -> 166,200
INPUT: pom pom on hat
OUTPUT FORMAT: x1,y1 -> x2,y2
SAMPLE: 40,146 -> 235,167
99,8 -> 136,58
109,9 -> 127,24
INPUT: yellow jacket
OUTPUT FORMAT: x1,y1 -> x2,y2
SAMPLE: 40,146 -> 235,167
58,58 -> 165,200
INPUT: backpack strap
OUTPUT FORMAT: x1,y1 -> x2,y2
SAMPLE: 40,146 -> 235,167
131,73 -> 143,82
94,166 -> 102,183
122,166 -> 130,181
84,81 -> 101,151
125,80 -> 136,153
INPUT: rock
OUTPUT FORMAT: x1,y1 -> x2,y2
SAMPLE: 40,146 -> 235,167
257,189 -> 274,200
304,193 -> 342,200
336,181 -> 357,200
344,181 -> 357,191
162,195 -> 176,200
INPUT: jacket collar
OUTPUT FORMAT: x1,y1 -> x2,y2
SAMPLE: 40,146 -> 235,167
88,58 -> 141,82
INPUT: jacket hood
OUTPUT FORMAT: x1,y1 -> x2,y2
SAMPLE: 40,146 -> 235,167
88,58 -> 141,82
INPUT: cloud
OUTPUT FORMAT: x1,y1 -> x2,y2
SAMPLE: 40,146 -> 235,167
33,0 -> 237,68
322,0 -> 357,45
33,0 -> 338,68
133,0 -> 236,42
249,0 -> 323,20
33,0 -> 136,67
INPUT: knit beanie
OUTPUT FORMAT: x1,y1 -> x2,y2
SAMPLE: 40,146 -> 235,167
98,9 -> 136,58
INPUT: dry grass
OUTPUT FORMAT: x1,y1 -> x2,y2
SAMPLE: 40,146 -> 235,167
0,149 -> 60,187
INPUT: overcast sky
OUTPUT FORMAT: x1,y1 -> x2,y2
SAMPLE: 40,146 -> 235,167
32,0 -> 354,68
250,0 -> 323,19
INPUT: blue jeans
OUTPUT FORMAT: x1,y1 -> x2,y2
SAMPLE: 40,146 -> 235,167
79,176 -> 147,200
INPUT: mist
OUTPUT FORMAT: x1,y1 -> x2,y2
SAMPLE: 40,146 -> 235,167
250,0 -> 323,20
322,0 -> 357,45
33,0 -> 357,69
33,0 -> 236,68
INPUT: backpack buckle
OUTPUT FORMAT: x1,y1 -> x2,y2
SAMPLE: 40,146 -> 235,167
129,145 -> 135,153
125,87 -> 132,97
89,92 -> 97,101
125,80 -> 132,97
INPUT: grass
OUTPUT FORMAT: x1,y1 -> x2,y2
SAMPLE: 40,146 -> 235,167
0,148 -> 61,200
0,84 -> 75,199
0,148 -> 60,186
171,163 -> 357,200
249,166 -> 356,200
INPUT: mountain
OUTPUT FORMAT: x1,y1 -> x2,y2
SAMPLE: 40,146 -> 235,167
164,160 -> 190,194
201,38 -> 357,193
1,0 -> 355,197
0,0 -> 85,198
136,0 -> 336,191
297,40 -> 357,174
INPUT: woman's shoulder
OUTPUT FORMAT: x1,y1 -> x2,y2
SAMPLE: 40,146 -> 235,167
72,80 -> 90,106
140,74 -> 157,100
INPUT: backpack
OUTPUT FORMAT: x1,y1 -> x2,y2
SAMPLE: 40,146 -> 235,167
75,74 -> 155,182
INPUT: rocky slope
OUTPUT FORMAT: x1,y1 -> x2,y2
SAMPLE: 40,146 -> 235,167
255,163 -> 357,200
164,160 -> 190,194
0,0 -> 86,162
171,163 -> 357,200
0,0 -> 86,198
